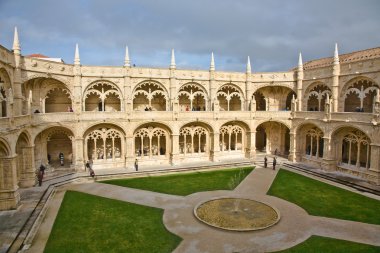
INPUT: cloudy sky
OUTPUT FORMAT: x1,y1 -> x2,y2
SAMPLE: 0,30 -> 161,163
0,0 -> 379,72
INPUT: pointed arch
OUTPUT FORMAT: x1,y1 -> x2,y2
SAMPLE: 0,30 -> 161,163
178,82 -> 208,111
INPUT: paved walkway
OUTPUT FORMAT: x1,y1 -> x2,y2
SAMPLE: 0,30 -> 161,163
26,165 -> 380,253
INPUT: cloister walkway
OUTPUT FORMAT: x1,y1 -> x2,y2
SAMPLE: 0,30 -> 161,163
27,164 -> 380,253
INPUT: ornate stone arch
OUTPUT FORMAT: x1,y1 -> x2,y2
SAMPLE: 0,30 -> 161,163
255,120 -> 290,155
134,122 -> 171,159
303,82 -> 331,111
216,83 -> 244,111
178,82 -> 208,111
132,80 -> 169,111
83,80 -> 123,112
340,76 -> 379,112
219,123 -> 245,152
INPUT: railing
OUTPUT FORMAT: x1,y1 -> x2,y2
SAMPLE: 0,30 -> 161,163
330,112 -> 373,123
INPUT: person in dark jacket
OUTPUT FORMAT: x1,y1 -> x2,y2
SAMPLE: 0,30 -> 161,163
273,157 -> 277,170
264,156 -> 268,168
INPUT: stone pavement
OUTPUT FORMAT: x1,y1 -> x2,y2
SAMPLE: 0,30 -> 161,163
26,164 -> 380,253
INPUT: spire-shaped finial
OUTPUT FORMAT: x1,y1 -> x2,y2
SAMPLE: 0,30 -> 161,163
334,43 -> 339,64
210,52 -> 215,71
298,52 -> 303,67
13,27 -> 21,54
246,56 -> 251,74
326,95 -> 330,104
170,49 -> 176,69
124,45 -> 130,67
74,43 -> 80,65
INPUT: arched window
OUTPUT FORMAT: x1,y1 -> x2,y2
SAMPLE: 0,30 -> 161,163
45,88 -> 72,113
84,82 -> 122,112
217,84 -> 243,111
178,83 -> 207,111
343,78 -> 378,112
341,130 -> 370,169
305,128 -> 324,158
133,81 -> 168,111
179,126 -> 208,154
134,126 -> 167,157
306,85 -> 331,111
220,125 -> 243,152
86,128 -> 123,161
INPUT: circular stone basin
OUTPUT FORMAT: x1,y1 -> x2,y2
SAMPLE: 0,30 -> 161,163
194,198 -> 280,231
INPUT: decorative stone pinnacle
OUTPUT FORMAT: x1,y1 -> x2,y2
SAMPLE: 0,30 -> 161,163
334,43 -> 339,64
246,56 -> 251,74
74,43 -> 80,65
124,46 -> 131,67
298,52 -> 303,68
13,27 -> 21,53
210,52 -> 215,71
170,49 -> 176,69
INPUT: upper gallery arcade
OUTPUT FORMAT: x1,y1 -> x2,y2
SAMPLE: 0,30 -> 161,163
0,27 -> 380,210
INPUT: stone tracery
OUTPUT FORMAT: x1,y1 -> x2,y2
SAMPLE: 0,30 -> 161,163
178,83 -> 207,111
133,81 -> 168,111
134,126 -> 168,158
179,125 -> 208,155
217,84 -> 243,111
84,82 -> 122,111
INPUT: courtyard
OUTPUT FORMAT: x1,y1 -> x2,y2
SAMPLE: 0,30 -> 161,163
25,164 -> 380,253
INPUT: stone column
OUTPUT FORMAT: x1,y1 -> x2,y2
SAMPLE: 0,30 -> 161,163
170,133 -> 180,165
247,131 -> 256,160
0,156 -> 20,210
125,135 -> 135,168
211,132 -> 220,162
19,146 -> 36,187
332,62 -> 340,112
368,144 -> 380,185
73,64 -> 82,113
321,136 -> 336,171
74,137 -> 84,171
169,69 -> 177,111
288,132 -> 298,162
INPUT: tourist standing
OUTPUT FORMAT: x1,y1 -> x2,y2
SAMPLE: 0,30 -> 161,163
38,164 -> 46,186
85,161 -> 91,171
273,157 -> 277,170
264,156 -> 267,168
135,159 -> 138,171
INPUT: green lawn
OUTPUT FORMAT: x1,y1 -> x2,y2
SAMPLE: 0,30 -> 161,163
277,236 -> 380,253
44,191 -> 181,253
268,169 -> 380,225
101,167 -> 254,196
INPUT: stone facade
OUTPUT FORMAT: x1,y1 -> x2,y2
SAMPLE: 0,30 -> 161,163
0,29 -> 379,210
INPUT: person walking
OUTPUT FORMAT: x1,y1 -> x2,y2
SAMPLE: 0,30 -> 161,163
38,164 -> 46,186
134,159 -> 138,171
264,156 -> 268,168
85,161 -> 91,172
59,152 -> 64,166
273,157 -> 277,170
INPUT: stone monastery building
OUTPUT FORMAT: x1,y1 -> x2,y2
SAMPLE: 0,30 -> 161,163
0,28 -> 380,210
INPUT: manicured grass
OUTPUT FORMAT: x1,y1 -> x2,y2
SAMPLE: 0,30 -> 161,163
268,169 -> 380,225
277,235 -> 380,253
44,191 -> 181,253
102,167 -> 254,196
